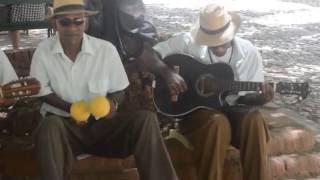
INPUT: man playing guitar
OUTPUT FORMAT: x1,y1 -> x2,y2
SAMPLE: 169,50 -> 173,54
152,4 -> 273,180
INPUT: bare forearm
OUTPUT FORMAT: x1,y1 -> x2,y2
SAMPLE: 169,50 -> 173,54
137,43 -> 172,76
41,93 -> 71,112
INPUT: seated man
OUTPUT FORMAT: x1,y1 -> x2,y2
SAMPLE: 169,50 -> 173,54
29,0 -> 178,180
0,50 -> 18,107
152,4 -> 272,180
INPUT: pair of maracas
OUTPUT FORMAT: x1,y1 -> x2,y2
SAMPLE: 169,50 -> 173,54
70,96 -> 111,124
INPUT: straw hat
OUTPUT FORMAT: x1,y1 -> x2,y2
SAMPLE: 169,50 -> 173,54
190,4 -> 241,47
47,0 -> 98,19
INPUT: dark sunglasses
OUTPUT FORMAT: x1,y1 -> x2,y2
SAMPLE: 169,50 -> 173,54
57,18 -> 85,27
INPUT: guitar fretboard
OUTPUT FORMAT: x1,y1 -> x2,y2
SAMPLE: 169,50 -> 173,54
221,81 -> 275,92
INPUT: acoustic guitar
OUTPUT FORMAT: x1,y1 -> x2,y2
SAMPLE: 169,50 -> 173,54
0,78 -> 40,101
153,54 -> 309,118
0,78 -> 40,136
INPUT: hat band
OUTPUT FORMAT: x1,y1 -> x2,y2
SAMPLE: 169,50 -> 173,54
200,21 -> 230,35
54,4 -> 85,14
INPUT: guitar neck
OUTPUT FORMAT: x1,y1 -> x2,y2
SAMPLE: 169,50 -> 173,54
223,81 -> 275,92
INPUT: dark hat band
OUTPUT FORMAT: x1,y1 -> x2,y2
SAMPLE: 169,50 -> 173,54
200,21 -> 231,35
54,4 -> 85,14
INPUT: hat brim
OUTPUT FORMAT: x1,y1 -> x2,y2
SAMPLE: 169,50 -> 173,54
46,10 -> 98,19
190,12 -> 241,47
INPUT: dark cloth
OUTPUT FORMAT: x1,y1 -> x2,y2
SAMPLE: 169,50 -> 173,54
35,111 -> 178,180
85,0 -> 157,61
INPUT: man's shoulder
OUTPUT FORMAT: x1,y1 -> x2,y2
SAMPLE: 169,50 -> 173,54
86,34 -> 116,50
36,36 -> 55,49
234,37 -> 258,55
234,37 -> 254,47
35,35 -> 64,55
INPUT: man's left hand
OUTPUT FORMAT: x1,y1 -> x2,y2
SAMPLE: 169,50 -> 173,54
259,83 -> 274,103
104,99 -> 117,119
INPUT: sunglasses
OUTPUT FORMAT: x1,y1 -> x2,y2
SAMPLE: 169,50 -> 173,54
57,18 -> 85,27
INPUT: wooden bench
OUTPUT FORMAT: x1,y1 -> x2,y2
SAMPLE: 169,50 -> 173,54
0,0 -> 52,36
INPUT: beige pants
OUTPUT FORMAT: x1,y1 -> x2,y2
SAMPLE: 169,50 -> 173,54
180,108 -> 269,180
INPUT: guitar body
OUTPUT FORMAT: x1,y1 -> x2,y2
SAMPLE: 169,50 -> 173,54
0,78 -> 40,105
153,54 -> 234,117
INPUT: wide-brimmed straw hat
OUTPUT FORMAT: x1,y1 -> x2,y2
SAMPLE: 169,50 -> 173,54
190,4 -> 241,47
47,0 -> 98,19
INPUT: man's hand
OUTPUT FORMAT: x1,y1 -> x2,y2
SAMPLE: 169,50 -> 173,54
0,98 -> 16,107
0,112 -> 7,119
259,83 -> 274,103
103,99 -> 117,119
237,83 -> 274,106
70,100 -> 91,125
163,70 -> 188,98
136,46 -> 188,99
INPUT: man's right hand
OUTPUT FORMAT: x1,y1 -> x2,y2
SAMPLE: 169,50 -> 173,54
0,98 -> 16,107
136,45 -> 188,97
163,70 -> 188,98
0,112 -> 7,120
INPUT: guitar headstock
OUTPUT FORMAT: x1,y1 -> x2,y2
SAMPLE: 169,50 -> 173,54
0,78 -> 40,99
276,81 -> 310,100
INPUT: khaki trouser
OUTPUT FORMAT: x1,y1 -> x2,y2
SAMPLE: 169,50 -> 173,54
34,110 -> 178,180
180,108 -> 269,180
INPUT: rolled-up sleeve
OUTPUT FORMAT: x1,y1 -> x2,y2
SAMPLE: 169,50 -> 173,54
106,45 -> 129,93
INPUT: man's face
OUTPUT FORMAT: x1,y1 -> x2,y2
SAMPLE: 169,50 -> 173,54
55,13 -> 86,41
209,41 -> 233,57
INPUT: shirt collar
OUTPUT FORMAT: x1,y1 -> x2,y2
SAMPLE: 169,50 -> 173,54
52,33 -> 94,56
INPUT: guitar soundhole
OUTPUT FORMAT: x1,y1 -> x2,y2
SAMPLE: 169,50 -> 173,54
195,73 -> 218,97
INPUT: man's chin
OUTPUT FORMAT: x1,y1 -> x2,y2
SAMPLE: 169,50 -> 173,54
60,34 -> 83,41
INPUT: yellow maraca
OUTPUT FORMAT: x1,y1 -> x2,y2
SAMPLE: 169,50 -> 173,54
89,96 -> 111,119
70,100 -> 90,124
